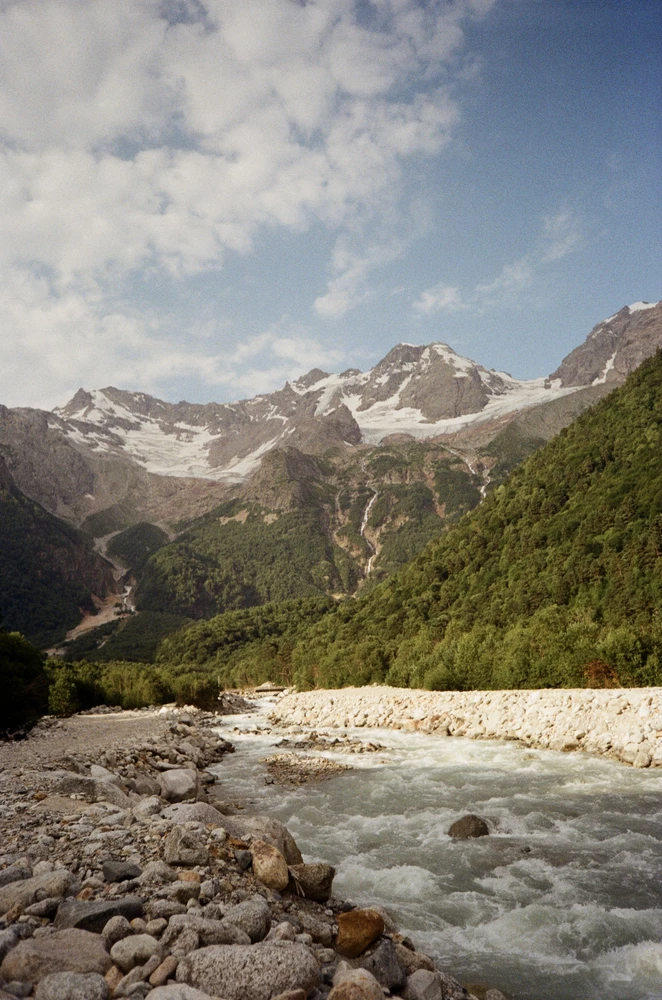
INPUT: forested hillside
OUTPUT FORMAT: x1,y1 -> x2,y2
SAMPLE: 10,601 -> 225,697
152,351 -> 662,692
0,459 -> 116,647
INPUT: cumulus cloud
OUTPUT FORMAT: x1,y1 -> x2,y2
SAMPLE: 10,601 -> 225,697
0,0 -> 497,406
412,282 -> 466,314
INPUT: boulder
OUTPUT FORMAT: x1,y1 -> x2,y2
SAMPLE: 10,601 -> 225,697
221,814 -> 303,864
159,770 -> 198,803
250,840 -> 289,891
336,909 -> 385,959
393,942 -> 435,974
162,915 -> 250,948
447,815 -> 489,839
54,896 -> 144,932
164,827 -> 208,866
0,863 -> 31,888
0,870 -> 78,915
298,912 -> 334,947
110,933 -> 160,972
90,765 -> 121,786
102,860 -> 142,883
0,926 -> 31,964
0,928 -> 112,983
176,943 -> 320,1000
358,939 -> 406,990
102,915 -> 133,947
133,796 -> 164,820
221,897 -> 271,943
288,863 -> 335,903
50,772 -> 130,809
133,775 -> 162,796
34,971 -> 110,1000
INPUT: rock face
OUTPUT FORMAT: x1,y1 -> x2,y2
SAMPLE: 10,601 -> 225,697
176,942 -> 320,1000
0,928 -> 112,982
448,815 -> 489,839
336,910 -> 385,959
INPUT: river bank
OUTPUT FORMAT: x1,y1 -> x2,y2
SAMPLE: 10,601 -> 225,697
269,686 -> 662,768
0,705 -> 505,1000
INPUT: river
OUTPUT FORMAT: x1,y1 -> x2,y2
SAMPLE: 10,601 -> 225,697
211,702 -> 662,1000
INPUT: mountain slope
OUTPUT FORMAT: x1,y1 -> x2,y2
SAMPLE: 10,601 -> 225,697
0,457 -> 117,646
157,351 -> 662,691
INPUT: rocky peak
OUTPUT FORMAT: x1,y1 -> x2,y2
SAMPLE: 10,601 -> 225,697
550,300 -> 662,387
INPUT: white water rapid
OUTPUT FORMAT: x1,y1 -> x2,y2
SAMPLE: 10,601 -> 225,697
360,490 -> 378,575
212,702 -> 662,1000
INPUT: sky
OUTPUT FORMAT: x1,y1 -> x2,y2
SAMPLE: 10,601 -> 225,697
0,0 -> 660,410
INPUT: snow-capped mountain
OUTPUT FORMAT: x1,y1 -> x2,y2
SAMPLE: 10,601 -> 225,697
52,344 -> 572,482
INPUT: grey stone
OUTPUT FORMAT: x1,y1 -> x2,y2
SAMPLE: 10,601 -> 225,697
404,969 -> 469,1000
0,926 -> 31,963
358,939 -> 407,991
140,860 -> 177,884
101,915 -> 133,947
103,860 -> 143,883
50,772 -> 130,809
0,864 -> 31,888
133,796 -> 164,821
110,934 -> 160,972
54,896 -> 144,932
133,775 -> 161,796
23,897 -> 61,918
299,912 -> 334,947
222,896 -> 271,942
176,942 -> 320,1000
288,863 -> 335,903
34,971 -> 110,1000
159,770 -> 198,803
162,914 -> 250,948
447,815 -> 489,839
0,870 -> 78,915
221,815 -> 303,865
90,765 -> 121,786
150,987 -> 216,1000
0,928 -> 112,983
164,827 -> 208,867
161,803 -> 226,826
147,899 -> 186,920
331,963 -> 383,1000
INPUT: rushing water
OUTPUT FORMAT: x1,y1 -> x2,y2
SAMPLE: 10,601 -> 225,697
211,704 -> 662,1000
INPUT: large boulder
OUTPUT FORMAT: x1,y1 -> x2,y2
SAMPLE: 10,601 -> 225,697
159,769 -> 198,803
49,772 -> 130,809
34,972 -> 110,1000
220,815 -> 303,865
0,870 -> 78,915
162,803 -> 226,826
54,896 -> 144,932
447,815 -> 489,839
336,910 -> 385,959
176,943 -> 320,1000
358,939 -> 407,990
0,928 -> 112,983
250,840 -> 289,891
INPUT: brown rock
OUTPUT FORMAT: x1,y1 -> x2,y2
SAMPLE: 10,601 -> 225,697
250,839 -> 289,891
288,862 -> 335,903
149,955 -> 179,987
177,871 -> 201,883
104,966 -> 124,992
0,928 -> 112,983
272,992 -> 307,1000
336,909 -> 385,958
330,963 -> 384,1000
448,815 -> 489,839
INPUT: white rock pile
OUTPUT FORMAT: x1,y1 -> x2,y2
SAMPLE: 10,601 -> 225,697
270,686 -> 662,768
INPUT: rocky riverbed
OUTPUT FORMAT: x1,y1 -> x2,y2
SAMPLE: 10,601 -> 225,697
0,706 -> 508,1000
269,686 -> 662,768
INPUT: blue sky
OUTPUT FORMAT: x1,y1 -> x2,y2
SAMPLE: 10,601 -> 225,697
0,0 -> 660,409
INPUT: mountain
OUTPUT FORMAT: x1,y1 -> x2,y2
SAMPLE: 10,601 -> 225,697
0,456 -> 117,646
155,350 -> 662,692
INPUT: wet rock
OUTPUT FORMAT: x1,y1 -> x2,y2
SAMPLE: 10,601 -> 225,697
103,860 -> 142,883
336,909 -> 384,959
0,928 -> 112,983
110,933 -> 160,972
221,897 -> 271,943
159,770 -> 198,803
447,815 -> 489,839
176,942 -> 320,1000
34,971 -> 110,1000
0,870 -> 78,915
164,827 -> 208,867
288,862 -> 335,903
250,840 -> 289,891
54,896 -> 144,932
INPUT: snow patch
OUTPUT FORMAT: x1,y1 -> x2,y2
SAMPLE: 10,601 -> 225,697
592,351 -> 617,385
628,301 -> 659,313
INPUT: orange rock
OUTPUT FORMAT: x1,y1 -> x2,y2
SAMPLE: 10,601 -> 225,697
335,909 -> 385,958
177,870 -> 202,883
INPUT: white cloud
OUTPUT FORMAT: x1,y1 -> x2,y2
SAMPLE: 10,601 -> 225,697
540,206 -> 583,262
0,0 -> 497,406
412,283 -> 466,314
474,256 -> 534,305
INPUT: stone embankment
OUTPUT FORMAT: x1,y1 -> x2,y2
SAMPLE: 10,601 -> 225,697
270,686 -> 662,768
0,708 -> 507,1000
